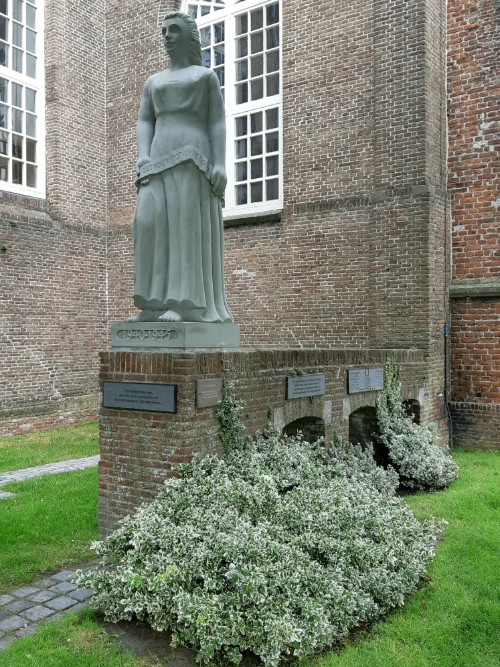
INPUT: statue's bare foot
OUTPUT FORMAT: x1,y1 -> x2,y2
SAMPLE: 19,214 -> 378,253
127,310 -> 159,323
159,309 -> 182,322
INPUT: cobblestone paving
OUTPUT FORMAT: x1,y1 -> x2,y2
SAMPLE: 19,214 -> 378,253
0,568 -> 95,652
0,456 -> 100,499
0,456 -> 101,650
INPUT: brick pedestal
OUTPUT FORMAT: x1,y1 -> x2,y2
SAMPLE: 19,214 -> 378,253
98,348 -> 428,536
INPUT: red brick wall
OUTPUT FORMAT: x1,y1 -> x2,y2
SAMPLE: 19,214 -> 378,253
104,0 -> 448,429
99,347 -> 426,535
448,0 -> 500,447
0,0 -> 107,435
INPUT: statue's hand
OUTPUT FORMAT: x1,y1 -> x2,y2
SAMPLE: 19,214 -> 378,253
135,157 -> 152,175
210,165 -> 227,198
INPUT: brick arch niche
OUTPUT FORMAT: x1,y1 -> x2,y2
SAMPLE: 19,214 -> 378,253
348,405 -> 387,467
283,416 -> 325,443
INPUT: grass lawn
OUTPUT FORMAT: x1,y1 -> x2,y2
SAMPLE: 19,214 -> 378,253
0,468 -> 98,593
0,611 -> 160,667
0,421 -> 99,473
0,447 -> 497,667
300,449 -> 500,667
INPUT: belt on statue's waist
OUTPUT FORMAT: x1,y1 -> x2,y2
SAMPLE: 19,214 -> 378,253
135,145 -> 212,187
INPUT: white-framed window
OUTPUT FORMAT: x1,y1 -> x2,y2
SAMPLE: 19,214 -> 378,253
0,0 -> 45,198
182,0 -> 282,217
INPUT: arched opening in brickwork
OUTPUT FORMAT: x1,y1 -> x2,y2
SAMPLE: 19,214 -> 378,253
348,406 -> 388,468
403,399 -> 421,424
283,417 -> 325,444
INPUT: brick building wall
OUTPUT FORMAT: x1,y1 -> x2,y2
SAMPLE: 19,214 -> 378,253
99,347 -> 426,535
0,0 -> 108,435
7,0 -> 488,446
448,0 -> 500,447
104,0 -> 448,428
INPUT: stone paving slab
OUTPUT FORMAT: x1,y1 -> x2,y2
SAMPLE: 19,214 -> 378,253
0,455 -> 100,488
0,566 -> 95,653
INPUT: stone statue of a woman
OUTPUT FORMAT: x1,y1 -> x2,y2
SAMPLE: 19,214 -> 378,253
128,12 -> 233,324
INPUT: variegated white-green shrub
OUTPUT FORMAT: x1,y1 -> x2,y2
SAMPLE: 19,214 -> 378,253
75,432 -> 443,666
377,359 -> 459,491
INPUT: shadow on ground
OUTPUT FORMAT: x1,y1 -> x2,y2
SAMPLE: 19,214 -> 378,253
98,615 -> 264,667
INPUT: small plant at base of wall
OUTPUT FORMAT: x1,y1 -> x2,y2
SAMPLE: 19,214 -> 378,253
377,359 -> 459,491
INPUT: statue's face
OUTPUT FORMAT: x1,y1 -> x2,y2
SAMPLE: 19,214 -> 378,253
162,18 -> 190,58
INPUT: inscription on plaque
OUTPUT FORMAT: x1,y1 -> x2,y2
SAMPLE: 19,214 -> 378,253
286,374 -> 325,400
196,378 -> 223,408
103,381 -> 176,413
348,368 -> 384,394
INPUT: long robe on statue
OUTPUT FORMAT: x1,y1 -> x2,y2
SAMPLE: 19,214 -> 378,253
133,66 -> 232,323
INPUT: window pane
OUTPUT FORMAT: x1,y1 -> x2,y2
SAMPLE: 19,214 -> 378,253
250,55 -> 263,77
236,184 -> 247,205
26,3 -> 36,29
251,9 -> 263,31
267,50 -> 279,73
12,83 -> 22,107
26,162 -> 36,187
250,112 -> 262,133
187,5 -> 198,19
26,53 -> 36,77
0,0 -> 6,16
26,28 -> 36,53
266,131 -> 279,153
250,31 -> 263,54
214,45 -> 224,65
25,88 -> 35,112
13,47 -> 22,73
266,178 -> 279,200
266,155 -> 278,176
26,137 -> 36,162
250,135 -> 262,156
200,27 -> 210,48
0,41 -> 8,67
0,129 -> 7,154
0,78 -> 7,103
0,16 -> 7,41
0,103 -> 7,128
236,36 -> 247,58
236,82 -> 248,104
250,77 -> 263,101
236,138 -> 247,158
13,108 -> 22,133
201,5 -> 210,16
266,108 -> 279,129
202,50 -> 210,67
250,181 -> 262,202
12,133 -> 22,158
266,3 -> 279,26
235,116 -> 247,137
26,112 -> 35,137
13,0 -> 22,22
235,13 -> 247,36
266,26 -> 279,49
250,158 -> 262,179
12,159 -> 22,184
13,23 -> 23,48
236,162 -> 247,182
214,22 -> 224,44
236,59 -> 247,82
266,73 -> 279,96
0,155 -> 7,180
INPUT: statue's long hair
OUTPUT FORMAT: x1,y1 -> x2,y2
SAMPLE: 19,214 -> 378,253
163,11 -> 202,66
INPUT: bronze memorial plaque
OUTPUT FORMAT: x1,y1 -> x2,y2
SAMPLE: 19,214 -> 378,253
286,374 -> 325,400
348,368 -> 384,394
196,378 -> 223,408
103,381 -> 176,413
